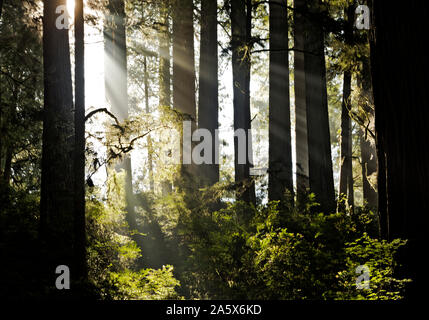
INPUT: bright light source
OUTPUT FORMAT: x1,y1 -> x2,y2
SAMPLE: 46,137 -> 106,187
67,0 -> 75,20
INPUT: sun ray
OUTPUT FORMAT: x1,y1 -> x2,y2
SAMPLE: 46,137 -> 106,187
67,0 -> 75,20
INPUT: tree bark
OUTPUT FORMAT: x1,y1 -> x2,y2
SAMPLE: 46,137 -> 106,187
338,6 -> 355,212
359,128 -> 377,209
0,0 -> 4,178
0,90 -> 3,180
198,0 -> 219,186
357,59 -> 377,211
40,0 -> 75,282
371,0 -> 429,298
158,5 -> 173,195
144,57 -> 154,192
338,71 -> 353,211
294,0 -> 309,198
3,146 -> 11,184
268,0 -> 293,203
231,0 -> 255,204
105,0 -> 128,121
159,5 -> 171,109
303,0 -> 335,213
104,0 -> 137,231
244,0 -> 255,204
74,0 -> 87,282
173,0 -> 197,185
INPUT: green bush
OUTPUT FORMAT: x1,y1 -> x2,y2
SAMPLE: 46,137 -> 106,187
85,171 -> 182,300
161,187 -> 410,300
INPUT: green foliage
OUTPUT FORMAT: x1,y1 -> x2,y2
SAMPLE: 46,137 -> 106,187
108,266 -> 181,300
332,234 -> 410,300
158,187 -> 410,300
0,0 -> 412,301
0,0 -> 44,192
85,172 -> 182,300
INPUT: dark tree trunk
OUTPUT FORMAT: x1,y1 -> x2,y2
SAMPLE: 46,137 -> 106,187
338,6 -> 355,212
359,129 -> 377,209
158,5 -> 173,195
198,0 -> 219,186
0,0 -> 3,176
231,0 -> 255,204
244,0 -> 255,204
173,0 -> 197,185
371,0 -> 429,299
3,146 -> 11,184
294,0 -> 309,198
40,0 -> 75,282
0,95 -> 2,181
338,71 -> 353,211
268,0 -> 293,203
0,93 -> 4,181
104,0 -> 137,231
74,0 -> 87,282
303,0 -> 335,213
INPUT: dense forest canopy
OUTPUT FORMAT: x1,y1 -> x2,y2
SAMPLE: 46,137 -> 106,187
0,0 -> 427,300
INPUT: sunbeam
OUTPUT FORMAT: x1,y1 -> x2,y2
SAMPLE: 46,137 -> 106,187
67,0 -> 75,20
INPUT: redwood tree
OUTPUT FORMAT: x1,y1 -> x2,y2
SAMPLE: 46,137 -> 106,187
231,0 -> 255,204
173,0 -> 197,185
268,0 -> 293,202
198,0 -> 219,186
303,0 -> 335,213
158,4 -> 173,194
371,0 -> 429,298
104,0 -> 137,231
74,0 -> 87,282
294,0 -> 310,197
40,0 -> 75,281
338,6 -> 355,212
358,59 -> 377,211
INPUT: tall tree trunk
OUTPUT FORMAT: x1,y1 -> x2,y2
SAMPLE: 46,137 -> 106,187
244,0 -> 255,204
104,0 -> 137,231
172,0 -> 196,185
105,0 -> 128,121
231,0 -> 255,204
159,6 -> 171,109
359,129 -> 377,208
158,5 -> 173,195
268,0 -> 293,203
198,0 -> 219,186
293,0 -> 309,198
40,0 -> 75,284
357,59 -> 377,211
0,0 -> 3,176
371,0 -> 429,298
0,91 -> 3,181
338,71 -> 353,211
303,0 -> 335,213
3,146 -> 11,184
74,0 -> 87,282
144,57 -> 154,192
338,6 -> 355,212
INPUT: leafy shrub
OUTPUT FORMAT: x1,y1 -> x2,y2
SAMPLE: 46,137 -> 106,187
86,171 -> 182,300
159,186 -> 410,300
332,234 -> 411,300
